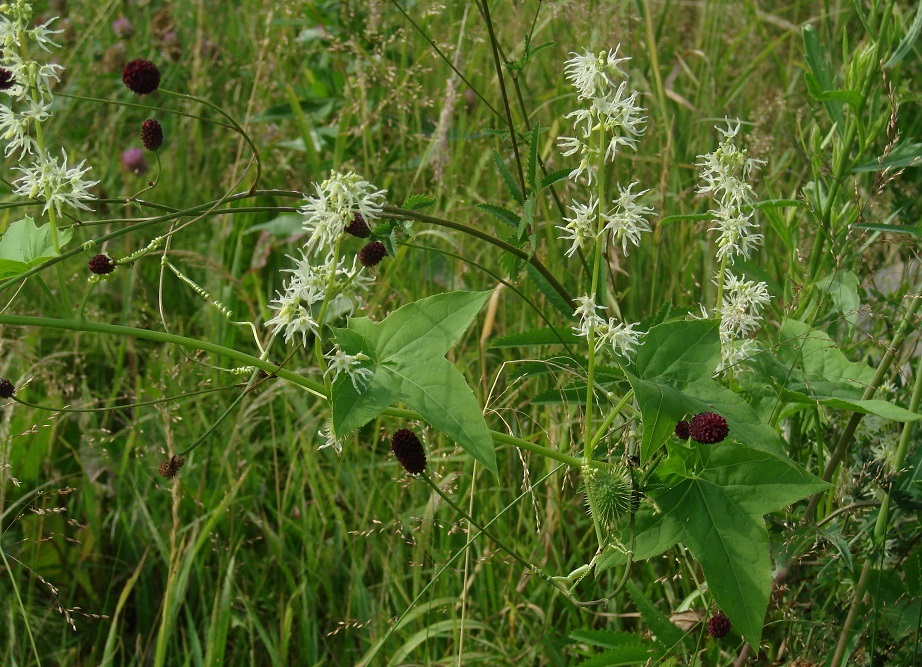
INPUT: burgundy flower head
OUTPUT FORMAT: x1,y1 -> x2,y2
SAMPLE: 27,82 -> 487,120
122,59 -> 161,94
345,213 -> 371,238
391,429 -> 426,475
707,611 -> 731,639
0,378 -> 15,399
0,68 -> 14,91
674,420 -> 690,439
88,253 -> 116,275
141,118 -> 163,151
359,241 -> 387,267
689,411 -> 729,444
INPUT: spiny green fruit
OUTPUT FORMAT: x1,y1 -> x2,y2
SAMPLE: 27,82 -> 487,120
582,463 -> 632,529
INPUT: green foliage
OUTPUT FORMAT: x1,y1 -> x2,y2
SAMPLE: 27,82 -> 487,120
0,216 -> 73,278
331,291 -> 497,473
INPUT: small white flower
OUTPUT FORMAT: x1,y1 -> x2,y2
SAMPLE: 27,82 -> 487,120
607,320 -> 645,361
573,294 -> 606,337
299,170 -> 387,256
13,149 -> 97,216
564,47 -> 629,100
557,197 -> 599,256
710,204 -> 763,263
602,182 -> 654,255
265,288 -> 320,347
318,421 -> 344,456
324,346 -> 375,392
717,270 -> 770,338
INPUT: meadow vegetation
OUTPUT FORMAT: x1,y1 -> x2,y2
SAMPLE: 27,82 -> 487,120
0,0 -> 920,665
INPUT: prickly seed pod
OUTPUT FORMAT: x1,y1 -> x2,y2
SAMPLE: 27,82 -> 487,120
689,411 -> 729,444
707,611 -> 731,638
582,463 -> 632,529
158,454 -> 186,479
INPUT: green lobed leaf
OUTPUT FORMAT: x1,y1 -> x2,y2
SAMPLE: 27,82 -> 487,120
626,319 -> 786,462
0,216 -> 74,278
401,193 -> 435,211
525,262 -> 573,317
492,149 -> 524,205
815,271 -> 860,328
330,291 -> 497,473
604,442 -> 829,649
541,167 -> 572,190
385,356 -> 496,472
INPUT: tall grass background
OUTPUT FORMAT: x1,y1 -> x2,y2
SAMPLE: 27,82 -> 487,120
1,0 -> 920,665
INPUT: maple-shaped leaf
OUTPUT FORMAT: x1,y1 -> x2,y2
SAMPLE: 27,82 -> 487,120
624,319 -> 787,462
599,442 -> 829,649
330,291 -> 497,474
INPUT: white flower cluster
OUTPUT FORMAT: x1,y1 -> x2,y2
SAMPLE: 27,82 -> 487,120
559,47 -> 647,185
696,119 -> 766,264
1,1 -> 97,216
556,47 -> 654,258
265,171 -> 385,351
714,270 -> 771,374
572,295 -> 645,362
696,121 -> 771,374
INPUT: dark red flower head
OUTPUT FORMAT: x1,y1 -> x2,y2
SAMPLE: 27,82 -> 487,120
674,420 -> 690,439
0,68 -> 14,91
121,59 -> 161,94
689,412 -> 729,444
88,253 -> 116,275
707,611 -> 731,638
141,118 -> 163,151
0,378 -> 15,399
391,429 -> 426,475
359,241 -> 387,267
345,213 -> 371,238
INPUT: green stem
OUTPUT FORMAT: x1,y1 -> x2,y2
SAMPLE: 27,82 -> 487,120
160,89 -> 261,193
804,288 -> 922,521
0,315 -> 584,471
830,353 -> 922,667
584,124 -> 607,460
590,390 -> 634,449
0,190 -> 304,294
13,383 -> 242,413
383,205 -> 573,308
0,315 -> 326,398
478,0 -> 526,196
